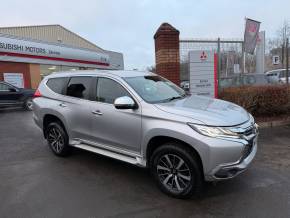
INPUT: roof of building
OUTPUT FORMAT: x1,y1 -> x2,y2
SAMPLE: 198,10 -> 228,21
0,24 -> 103,52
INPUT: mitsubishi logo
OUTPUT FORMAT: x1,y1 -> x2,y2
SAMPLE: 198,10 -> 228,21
200,51 -> 207,61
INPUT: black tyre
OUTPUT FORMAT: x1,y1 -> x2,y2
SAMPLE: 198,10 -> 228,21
150,142 -> 203,199
23,97 -> 33,111
45,122 -> 71,157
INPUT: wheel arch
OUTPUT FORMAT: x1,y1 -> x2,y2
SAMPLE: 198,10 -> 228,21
43,114 -> 67,139
146,135 -> 204,176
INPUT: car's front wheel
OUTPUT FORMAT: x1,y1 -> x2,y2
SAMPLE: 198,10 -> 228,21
45,122 -> 71,156
150,142 -> 203,199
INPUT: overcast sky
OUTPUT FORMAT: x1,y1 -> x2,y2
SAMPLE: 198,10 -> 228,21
1,0 -> 290,69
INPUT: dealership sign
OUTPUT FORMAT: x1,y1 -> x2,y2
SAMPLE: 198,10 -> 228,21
189,50 -> 218,98
0,34 -> 110,68
3,73 -> 24,88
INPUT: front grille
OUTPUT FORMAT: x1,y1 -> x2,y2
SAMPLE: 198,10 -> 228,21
244,126 -> 254,136
241,138 -> 254,160
229,120 -> 257,162
242,144 -> 252,159
231,124 -> 257,137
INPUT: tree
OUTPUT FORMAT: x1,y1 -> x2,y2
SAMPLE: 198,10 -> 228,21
277,20 -> 290,43
277,20 -> 290,64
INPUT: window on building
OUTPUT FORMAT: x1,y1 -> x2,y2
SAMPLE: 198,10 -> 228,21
40,64 -> 87,79
96,78 -> 130,104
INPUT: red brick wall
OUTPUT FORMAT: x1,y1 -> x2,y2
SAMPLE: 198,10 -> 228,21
154,23 -> 180,85
0,61 -> 31,88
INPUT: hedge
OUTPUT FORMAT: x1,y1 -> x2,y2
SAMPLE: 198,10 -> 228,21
219,85 -> 290,117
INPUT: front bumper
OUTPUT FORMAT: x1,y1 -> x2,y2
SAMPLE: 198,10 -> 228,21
211,140 -> 257,180
204,121 -> 258,181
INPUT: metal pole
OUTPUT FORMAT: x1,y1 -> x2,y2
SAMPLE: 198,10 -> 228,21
242,42 -> 245,73
243,52 -> 246,73
282,43 -> 285,65
217,38 -> 221,94
286,38 -> 289,84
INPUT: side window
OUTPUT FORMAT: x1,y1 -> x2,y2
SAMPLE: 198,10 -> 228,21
279,70 -> 286,78
96,78 -> 131,104
0,83 -> 10,91
46,78 -> 67,94
66,77 -> 91,99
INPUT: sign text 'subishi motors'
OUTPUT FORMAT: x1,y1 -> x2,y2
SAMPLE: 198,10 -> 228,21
0,35 -> 110,67
0,42 -> 47,54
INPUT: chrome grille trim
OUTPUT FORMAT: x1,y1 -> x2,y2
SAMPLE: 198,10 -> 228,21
227,116 -> 258,138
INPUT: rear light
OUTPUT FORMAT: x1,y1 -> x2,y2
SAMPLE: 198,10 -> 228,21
33,89 -> 42,98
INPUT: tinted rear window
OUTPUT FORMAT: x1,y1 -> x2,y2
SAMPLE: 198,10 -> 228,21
46,78 -> 67,94
66,77 -> 92,99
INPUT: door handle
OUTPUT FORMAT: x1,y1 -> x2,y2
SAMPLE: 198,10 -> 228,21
59,103 -> 67,108
92,110 -> 103,116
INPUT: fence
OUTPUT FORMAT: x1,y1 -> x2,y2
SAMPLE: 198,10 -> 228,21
180,38 -> 245,80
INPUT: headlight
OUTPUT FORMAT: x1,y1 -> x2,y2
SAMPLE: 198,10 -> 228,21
188,123 -> 241,139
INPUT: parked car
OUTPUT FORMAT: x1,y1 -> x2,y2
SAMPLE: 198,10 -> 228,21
220,73 -> 269,88
33,70 -> 258,198
180,80 -> 189,91
0,81 -> 35,110
265,69 -> 290,84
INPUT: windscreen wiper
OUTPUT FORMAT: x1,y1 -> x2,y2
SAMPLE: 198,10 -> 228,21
162,94 -> 186,102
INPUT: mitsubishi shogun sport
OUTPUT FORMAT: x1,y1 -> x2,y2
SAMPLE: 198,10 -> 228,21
33,70 -> 258,198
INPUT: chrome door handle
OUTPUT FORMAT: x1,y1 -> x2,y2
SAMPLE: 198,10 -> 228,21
59,103 -> 67,108
92,110 -> 103,116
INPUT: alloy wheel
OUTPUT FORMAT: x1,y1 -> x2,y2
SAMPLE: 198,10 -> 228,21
26,99 -> 33,110
47,127 -> 64,153
157,154 -> 191,193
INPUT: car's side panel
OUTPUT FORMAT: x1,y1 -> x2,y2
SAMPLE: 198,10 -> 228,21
33,97 -> 69,130
0,82 -> 22,106
0,82 -> 35,108
88,76 -> 143,153
90,101 -> 142,152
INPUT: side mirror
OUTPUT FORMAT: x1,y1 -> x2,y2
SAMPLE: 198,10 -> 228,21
114,96 -> 137,110
9,87 -> 17,92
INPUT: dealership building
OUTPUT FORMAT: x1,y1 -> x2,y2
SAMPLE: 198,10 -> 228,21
0,25 -> 124,89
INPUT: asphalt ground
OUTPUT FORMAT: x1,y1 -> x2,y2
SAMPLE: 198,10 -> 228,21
0,109 -> 290,218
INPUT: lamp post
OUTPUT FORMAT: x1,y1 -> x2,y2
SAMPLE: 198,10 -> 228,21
286,38 -> 289,84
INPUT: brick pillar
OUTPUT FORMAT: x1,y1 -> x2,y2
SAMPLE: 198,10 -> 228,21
154,23 -> 180,85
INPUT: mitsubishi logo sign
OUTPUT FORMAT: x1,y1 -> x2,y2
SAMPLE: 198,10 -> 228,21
189,50 -> 218,98
200,51 -> 207,61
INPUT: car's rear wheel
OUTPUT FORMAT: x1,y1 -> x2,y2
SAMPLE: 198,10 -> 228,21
150,142 -> 203,199
23,97 -> 33,111
45,122 -> 71,156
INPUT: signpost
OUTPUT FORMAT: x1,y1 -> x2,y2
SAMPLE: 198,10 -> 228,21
256,31 -> 265,73
188,50 -> 218,98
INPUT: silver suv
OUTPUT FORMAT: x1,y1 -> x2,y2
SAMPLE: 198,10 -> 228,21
33,70 -> 258,198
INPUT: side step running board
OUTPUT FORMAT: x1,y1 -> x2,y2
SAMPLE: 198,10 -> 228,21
72,143 -> 146,167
